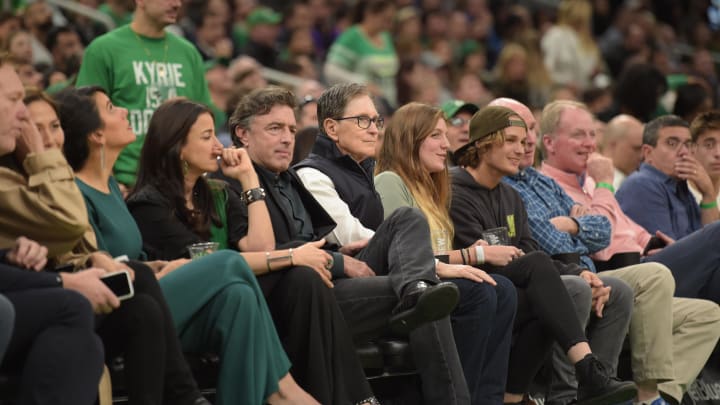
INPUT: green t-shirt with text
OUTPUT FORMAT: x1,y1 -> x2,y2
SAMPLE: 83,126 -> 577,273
76,26 -> 212,186
325,25 -> 399,107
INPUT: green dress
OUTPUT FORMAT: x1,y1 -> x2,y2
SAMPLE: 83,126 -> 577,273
76,176 -> 290,405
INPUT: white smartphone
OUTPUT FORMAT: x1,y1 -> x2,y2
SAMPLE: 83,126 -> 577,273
101,271 -> 134,301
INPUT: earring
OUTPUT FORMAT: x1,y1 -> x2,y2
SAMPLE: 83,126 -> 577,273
182,159 -> 189,175
100,145 -> 106,172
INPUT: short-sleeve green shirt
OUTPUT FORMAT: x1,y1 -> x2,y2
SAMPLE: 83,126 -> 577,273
77,26 -> 212,185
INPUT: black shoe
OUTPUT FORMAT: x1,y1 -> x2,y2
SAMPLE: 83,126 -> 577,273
389,281 -> 459,335
575,354 -> 637,405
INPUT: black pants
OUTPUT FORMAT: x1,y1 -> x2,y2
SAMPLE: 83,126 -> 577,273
490,251 -> 587,394
336,207 -> 470,404
2,287 -> 103,405
258,266 -> 374,405
97,262 -> 200,405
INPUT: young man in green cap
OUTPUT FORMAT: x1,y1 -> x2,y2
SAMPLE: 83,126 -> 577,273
76,0 -> 212,188
440,99 -> 478,165
449,105 -> 637,405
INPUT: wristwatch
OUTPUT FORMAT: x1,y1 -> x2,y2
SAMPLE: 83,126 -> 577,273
241,187 -> 266,205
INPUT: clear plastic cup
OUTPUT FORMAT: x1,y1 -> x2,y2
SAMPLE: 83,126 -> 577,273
187,242 -> 219,259
481,227 -> 510,246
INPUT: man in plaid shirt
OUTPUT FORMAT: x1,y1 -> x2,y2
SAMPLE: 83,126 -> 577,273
497,97 -> 720,405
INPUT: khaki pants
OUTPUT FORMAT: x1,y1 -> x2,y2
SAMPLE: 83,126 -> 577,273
602,263 -> 720,402
99,366 -> 112,405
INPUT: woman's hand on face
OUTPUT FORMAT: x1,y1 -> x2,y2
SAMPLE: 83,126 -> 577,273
292,239 -> 334,288
435,261 -> 497,285
219,147 -> 259,188
483,245 -> 524,266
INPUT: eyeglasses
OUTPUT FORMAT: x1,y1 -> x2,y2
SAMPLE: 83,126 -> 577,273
449,117 -> 470,127
334,115 -> 385,130
662,137 -> 696,151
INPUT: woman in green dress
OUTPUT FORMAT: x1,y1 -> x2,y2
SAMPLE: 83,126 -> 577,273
46,86 -> 325,405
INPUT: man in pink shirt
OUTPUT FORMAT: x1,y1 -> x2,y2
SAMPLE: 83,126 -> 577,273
499,97 -> 720,405
538,100 -> 720,305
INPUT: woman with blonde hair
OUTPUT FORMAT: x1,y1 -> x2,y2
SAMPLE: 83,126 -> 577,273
541,0 -> 603,90
492,43 -> 533,107
375,102 -> 516,404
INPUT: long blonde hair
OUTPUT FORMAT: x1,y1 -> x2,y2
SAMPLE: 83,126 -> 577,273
376,102 -> 454,251
557,0 -> 598,56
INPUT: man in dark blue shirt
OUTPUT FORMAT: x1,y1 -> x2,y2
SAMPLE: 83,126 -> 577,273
616,115 -> 719,239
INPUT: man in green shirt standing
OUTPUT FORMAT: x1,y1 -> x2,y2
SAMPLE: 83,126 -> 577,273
76,0 -> 212,187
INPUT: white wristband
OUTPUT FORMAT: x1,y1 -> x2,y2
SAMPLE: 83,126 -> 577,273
475,246 -> 485,265
434,258 -> 440,266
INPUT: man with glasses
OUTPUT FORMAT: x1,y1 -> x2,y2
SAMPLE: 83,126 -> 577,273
295,83 -> 470,404
440,99 -> 478,165
538,101 -> 720,306
296,84 -> 387,244
616,115 -> 719,238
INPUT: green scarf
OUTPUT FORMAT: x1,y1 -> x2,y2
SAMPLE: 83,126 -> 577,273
209,181 -> 229,250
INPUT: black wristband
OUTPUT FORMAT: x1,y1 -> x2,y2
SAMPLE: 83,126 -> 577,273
241,187 -> 266,205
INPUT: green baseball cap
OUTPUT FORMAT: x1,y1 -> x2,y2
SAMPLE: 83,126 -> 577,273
246,7 -> 282,28
440,99 -> 479,119
454,106 -> 527,156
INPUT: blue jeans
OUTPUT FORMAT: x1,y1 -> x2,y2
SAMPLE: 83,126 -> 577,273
448,275 -> 516,405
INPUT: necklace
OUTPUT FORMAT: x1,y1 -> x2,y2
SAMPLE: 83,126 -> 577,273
132,29 -> 169,79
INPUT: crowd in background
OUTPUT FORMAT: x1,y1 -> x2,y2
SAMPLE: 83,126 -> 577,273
0,0 -> 719,131
2,1 -> 720,405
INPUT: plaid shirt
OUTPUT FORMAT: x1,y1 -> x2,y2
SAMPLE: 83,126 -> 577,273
504,167 -> 611,272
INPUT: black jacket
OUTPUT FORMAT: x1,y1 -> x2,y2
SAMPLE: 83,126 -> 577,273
219,164 -> 346,277
127,183 -> 246,260
221,163 -> 338,249
449,167 -> 583,276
